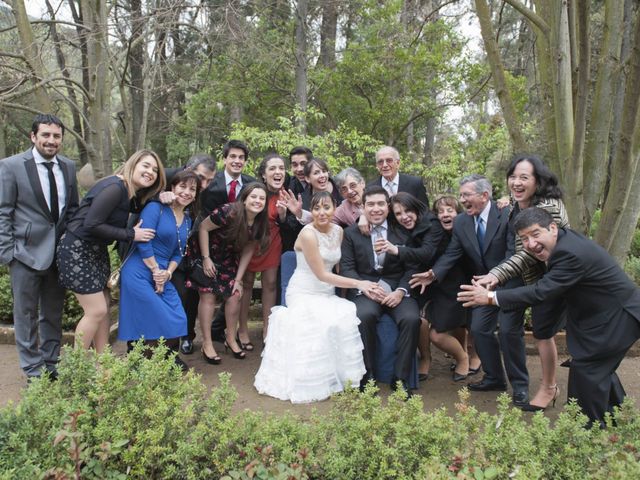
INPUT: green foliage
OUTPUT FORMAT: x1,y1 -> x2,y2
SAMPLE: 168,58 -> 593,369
229,111 -> 382,179
2,348 -> 640,479
624,256 -> 640,285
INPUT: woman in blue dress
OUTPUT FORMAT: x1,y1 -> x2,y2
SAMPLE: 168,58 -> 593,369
118,170 -> 201,362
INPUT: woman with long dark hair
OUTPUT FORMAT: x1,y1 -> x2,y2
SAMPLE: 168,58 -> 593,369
186,182 -> 270,364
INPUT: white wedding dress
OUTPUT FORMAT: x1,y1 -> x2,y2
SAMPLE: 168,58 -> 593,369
254,223 -> 366,403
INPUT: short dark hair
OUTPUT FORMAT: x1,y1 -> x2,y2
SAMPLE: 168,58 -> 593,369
222,139 -> 249,159
390,192 -> 426,219
169,169 -> 202,220
185,153 -> 216,172
513,207 -> 555,233
506,154 -> 562,203
289,146 -> 313,161
310,191 -> 336,210
32,114 -> 65,136
362,185 -> 389,204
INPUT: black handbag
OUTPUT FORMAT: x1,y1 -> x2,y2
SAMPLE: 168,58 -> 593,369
188,257 -> 217,289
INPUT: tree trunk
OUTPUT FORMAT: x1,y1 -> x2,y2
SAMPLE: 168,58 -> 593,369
596,10 -> 640,263
128,0 -> 145,153
9,0 -> 52,112
80,0 -> 112,178
474,0 -> 527,153
318,0 -> 337,68
582,0 -> 624,228
294,0 -> 308,132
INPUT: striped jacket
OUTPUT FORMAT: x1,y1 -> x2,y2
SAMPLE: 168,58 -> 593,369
490,197 -> 569,285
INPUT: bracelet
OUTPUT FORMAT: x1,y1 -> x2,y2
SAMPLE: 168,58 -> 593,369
167,270 -> 173,280
202,255 -> 210,259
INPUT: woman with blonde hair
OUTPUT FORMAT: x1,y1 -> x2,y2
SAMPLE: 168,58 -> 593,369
58,149 -> 165,352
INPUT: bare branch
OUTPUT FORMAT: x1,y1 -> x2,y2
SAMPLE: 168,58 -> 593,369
503,0 -> 550,37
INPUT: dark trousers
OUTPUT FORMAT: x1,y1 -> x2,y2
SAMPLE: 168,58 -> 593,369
469,303 -> 528,391
171,268 -> 199,341
354,295 -> 420,382
10,260 -> 64,377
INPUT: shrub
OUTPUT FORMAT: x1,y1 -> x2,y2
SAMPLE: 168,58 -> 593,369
1,346 -> 640,479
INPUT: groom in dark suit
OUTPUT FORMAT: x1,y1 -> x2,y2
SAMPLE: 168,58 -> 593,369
458,207 -> 640,426
340,186 -> 421,392
0,114 -> 79,380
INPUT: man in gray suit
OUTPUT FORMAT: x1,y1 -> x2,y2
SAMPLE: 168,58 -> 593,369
0,114 -> 79,380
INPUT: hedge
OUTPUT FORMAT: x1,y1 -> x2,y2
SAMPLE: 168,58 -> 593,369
0,344 -> 639,479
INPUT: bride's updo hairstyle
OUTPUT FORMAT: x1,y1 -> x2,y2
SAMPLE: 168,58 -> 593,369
310,191 -> 336,209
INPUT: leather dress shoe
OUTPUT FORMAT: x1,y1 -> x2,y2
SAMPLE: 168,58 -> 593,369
180,339 -> 194,355
512,390 -> 529,407
468,378 -> 507,392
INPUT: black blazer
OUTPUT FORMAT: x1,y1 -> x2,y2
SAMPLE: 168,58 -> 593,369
201,171 -> 256,214
497,228 -> 640,360
367,173 -> 429,206
395,212 -> 446,271
340,221 -> 417,295
432,201 -> 512,282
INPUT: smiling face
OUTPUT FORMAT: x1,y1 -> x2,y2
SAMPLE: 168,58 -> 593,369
363,193 -> 389,226
262,157 -> 286,192
339,174 -> 365,205
375,147 -> 400,181
437,204 -> 458,231
172,179 -> 197,207
193,164 -> 215,190
392,203 -> 418,230
508,160 -> 537,208
306,163 -> 330,192
31,123 -> 63,160
223,147 -> 246,178
311,197 -> 335,228
518,222 -> 558,262
243,187 -> 267,216
290,154 -> 308,182
131,155 -> 159,190
458,181 -> 489,217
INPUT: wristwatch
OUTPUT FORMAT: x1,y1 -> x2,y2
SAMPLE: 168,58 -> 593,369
487,291 -> 496,306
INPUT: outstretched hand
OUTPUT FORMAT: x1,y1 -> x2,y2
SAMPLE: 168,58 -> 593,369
473,273 -> 499,290
278,189 -> 303,218
457,283 -> 491,307
409,270 -> 435,294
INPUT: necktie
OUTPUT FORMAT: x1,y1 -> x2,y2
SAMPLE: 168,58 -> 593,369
476,216 -> 485,252
385,181 -> 396,197
43,162 -> 59,223
373,226 -> 386,270
228,179 -> 238,202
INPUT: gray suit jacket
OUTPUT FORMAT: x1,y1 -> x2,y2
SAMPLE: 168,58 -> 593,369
0,149 -> 79,270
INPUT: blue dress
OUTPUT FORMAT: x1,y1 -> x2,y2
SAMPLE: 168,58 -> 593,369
118,202 -> 191,341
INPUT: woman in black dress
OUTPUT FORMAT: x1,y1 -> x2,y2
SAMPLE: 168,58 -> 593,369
57,150 -> 165,352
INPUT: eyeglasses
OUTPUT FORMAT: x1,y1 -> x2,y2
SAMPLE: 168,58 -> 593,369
459,192 -> 481,200
376,158 -> 397,165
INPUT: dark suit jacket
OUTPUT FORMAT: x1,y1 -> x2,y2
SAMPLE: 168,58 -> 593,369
0,149 -> 79,270
201,171 -> 256,214
340,221 -> 417,296
432,201 -> 512,282
368,173 -> 429,206
497,229 -> 640,360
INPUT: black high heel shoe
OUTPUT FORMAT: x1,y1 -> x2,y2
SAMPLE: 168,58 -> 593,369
224,341 -> 246,359
236,334 -> 254,351
201,348 -> 221,365
520,384 -> 559,412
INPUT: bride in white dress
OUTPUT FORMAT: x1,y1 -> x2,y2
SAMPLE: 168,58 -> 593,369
254,191 -> 381,403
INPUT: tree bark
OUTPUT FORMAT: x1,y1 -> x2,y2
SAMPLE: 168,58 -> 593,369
294,0 -> 308,132
318,0 -> 337,68
474,0 -> 527,153
9,0 -> 52,112
582,0 -> 624,228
